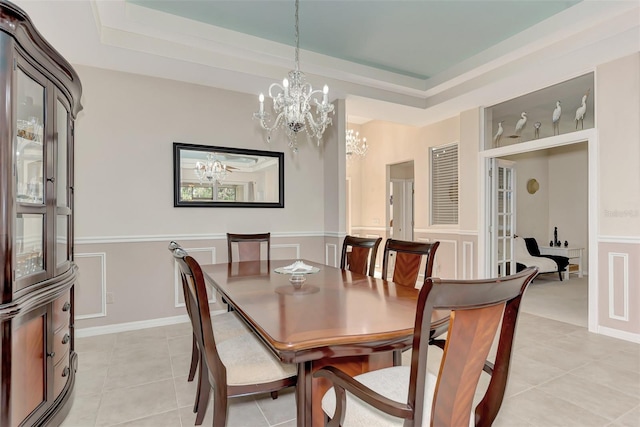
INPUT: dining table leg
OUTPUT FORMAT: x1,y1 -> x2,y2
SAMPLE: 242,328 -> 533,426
296,361 -> 313,427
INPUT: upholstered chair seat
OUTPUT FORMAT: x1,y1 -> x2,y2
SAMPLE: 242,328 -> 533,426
217,332 -> 298,386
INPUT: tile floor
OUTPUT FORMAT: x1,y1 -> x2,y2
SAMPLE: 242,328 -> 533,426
61,284 -> 639,427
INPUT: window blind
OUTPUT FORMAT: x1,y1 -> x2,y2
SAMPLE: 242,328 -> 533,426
431,143 -> 459,225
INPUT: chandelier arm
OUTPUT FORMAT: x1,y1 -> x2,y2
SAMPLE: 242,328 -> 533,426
268,82 -> 285,99
259,111 -> 287,133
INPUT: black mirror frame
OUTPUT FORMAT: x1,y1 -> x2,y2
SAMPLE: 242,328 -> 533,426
173,142 -> 285,208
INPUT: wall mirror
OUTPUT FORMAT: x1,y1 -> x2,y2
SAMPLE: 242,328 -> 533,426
173,142 -> 284,208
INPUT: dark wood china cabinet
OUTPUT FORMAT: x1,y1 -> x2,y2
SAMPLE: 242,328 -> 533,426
0,1 -> 82,426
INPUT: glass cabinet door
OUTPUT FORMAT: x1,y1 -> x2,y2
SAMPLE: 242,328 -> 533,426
16,68 -> 45,204
56,99 -> 70,268
15,67 -> 46,281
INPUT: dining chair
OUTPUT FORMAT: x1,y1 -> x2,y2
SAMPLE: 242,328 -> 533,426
340,235 -> 383,277
227,232 -> 271,262
169,241 -> 254,425
173,247 -> 297,427
381,239 -> 442,364
381,239 -> 440,288
168,241 -> 201,383
314,267 -> 538,427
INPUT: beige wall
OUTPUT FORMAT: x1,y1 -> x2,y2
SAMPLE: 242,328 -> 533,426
596,53 -> 640,336
597,53 -> 640,237
73,66 -> 341,331
75,65 -> 329,237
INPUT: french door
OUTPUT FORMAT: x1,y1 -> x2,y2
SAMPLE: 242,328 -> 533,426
489,159 -> 516,277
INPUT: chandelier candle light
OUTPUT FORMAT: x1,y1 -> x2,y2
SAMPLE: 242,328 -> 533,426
253,0 -> 334,152
195,153 -> 228,185
346,129 -> 367,157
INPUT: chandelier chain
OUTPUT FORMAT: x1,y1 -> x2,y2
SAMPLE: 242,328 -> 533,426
294,0 -> 299,71
253,0 -> 334,152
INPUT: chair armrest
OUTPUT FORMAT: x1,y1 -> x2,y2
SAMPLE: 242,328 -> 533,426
314,366 -> 413,425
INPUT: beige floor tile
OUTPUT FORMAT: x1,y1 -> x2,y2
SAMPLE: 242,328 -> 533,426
601,350 -> 640,374
163,321 -> 193,338
109,340 -> 170,364
104,355 -> 173,390
509,352 -> 567,386
173,375 -> 205,409
114,327 -> 168,348
610,405 -> 640,427
545,333 -> 615,360
570,361 -> 640,398
76,334 -> 117,353
109,409 -> 182,427
171,353 -> 194,379
516,341 -> 594,371
254,388 -> 297,426
168,334 -> 194,357
60,393 -> 102,427
506,388 -> 610,426
272,420 -> 297,427
77,350 -> 112,372
95,379 -> 177,427
75,366 -> 108,397
537,372 -> 639,421
179,395 -> 269,427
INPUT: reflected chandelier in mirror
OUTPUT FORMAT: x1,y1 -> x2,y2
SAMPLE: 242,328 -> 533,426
173,143 -> 284,208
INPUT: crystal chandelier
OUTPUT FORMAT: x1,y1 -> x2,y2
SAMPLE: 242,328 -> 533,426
253,0 -> 334,152
195,153 -> 228,185
346,129 -> 367,157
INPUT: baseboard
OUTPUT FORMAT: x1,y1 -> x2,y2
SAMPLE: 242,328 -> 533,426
75,310 -> 227,338
597,325 -> 640,344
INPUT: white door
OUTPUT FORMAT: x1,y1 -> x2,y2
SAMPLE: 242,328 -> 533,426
490,159 -> 516,277
391,180 -> 414,241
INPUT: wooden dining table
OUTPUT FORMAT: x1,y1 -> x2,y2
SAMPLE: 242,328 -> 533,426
201,259 -> 448,427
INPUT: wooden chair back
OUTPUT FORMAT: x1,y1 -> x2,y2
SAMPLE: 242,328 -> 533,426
381,239 -> 440,287
340,235 -> 382,277
173,248 -> 226,395
408,267 -> 538,426
227,232 -> 271,262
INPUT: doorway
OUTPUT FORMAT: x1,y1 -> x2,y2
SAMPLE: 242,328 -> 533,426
481,135 -> 594,329
387,161 -> 414,241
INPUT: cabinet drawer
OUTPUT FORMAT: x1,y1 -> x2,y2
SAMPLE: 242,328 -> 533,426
53,358 -> 71,399
53,328 -> 71,365
52,291 -> 71,331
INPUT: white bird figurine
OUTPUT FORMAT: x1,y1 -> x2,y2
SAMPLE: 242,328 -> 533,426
515,112 -> 527,135
575,89 -> 589,129
493,121 -> 504,146
552,101 -> 561,135
534,121 -> 541,139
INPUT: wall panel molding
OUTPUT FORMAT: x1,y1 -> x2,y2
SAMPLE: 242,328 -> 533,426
75,252 -> 107,320
325,243 -> 338,267
272,243 -> 301,259
463,241 -> 474,279
608,252 -> 629,321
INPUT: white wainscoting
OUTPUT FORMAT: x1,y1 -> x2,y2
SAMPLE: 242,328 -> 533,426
608,252 -> 629,322
272,243 -> 301,259
75,252 -> 107,319
325,243 -> 338,267
463,241 -> 474,279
